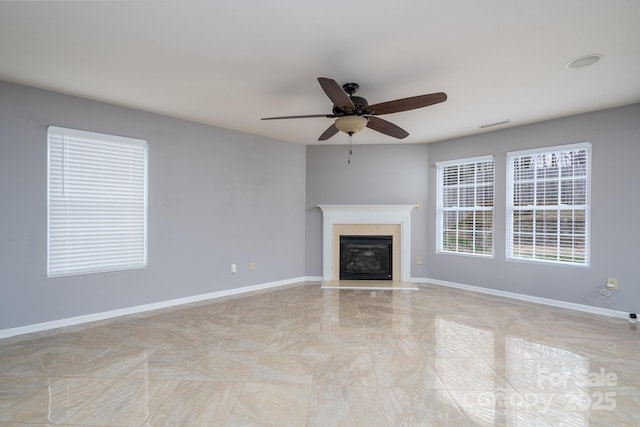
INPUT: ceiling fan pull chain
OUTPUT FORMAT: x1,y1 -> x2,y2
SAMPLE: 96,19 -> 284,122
347,134 -> 353,164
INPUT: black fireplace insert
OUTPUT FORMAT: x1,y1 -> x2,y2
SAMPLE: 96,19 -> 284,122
339,235 -> 392,280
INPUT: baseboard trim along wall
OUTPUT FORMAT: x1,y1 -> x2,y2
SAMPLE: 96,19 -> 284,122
4,276 -> 627,340
412,277 -> 629,320
0,277 -> 319,340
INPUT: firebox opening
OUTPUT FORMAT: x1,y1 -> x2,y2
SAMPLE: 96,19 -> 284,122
339,235 -> 392,280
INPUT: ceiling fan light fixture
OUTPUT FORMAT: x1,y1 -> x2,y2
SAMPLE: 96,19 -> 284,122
335,116 -> 368,135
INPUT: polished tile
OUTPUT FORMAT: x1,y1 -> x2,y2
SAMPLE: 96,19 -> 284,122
226,382 -> 311,426
187,350 -> 259,381
436,357 -> 507,391
0,376 -> 51,413
216,325 -> 276,352
0,377 -> 116,424
314,349 -> 378,387
124,349 -> 205,380
307,385 -> 387,427
1,346 -> 102,377
373,354 -> 444,389
265,330 -> 319,357
146,380 -> 244,426
368,331 -> 425,358
251,352 -> 314,384
448,387 -> 553,426
1,281 -> 639,426
66,378 -> 180,425
379,387 -> 468,427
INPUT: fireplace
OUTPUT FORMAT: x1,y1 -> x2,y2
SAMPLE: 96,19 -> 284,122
340,235 -> 392,280
318,205 -> 417,282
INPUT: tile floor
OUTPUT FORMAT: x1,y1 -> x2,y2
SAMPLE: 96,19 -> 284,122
1,282 -> 639,426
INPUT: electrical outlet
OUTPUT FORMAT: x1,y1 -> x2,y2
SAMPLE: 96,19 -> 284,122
416,256 -> 422,265
231,263 -> 237,274
249,262 -> 255,271
606,278 -> 618,289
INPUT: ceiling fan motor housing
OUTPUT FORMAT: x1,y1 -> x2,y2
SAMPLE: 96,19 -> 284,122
333,95 -> 369,116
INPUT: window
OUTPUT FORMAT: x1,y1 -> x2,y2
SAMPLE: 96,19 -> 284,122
507,142 -> 590,265
437,156 -> 495,256
47,126 -> 147,277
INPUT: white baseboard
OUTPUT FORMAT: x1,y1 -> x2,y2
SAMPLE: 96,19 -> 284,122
0,277 -> 316,340
4,276 -> 627,340
413,277 -> 628,320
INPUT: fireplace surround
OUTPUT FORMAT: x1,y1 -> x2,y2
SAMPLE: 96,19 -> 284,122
318,205 -> 416,282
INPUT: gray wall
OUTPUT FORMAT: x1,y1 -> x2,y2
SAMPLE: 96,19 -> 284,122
426,104 -> 640,312
306,104 -> 640,313
0,81 -> 306,329
3,77 -> 637,330
305,143 -> 430,278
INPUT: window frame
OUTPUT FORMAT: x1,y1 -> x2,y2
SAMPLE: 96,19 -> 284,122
436,155 -> 495,257
506,142 -> 591,266
47,126 -> 148,277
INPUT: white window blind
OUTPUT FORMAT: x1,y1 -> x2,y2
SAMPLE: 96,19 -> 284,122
47,126 -> 148,277
436,156 -> 495,256
506,142 -> 590,266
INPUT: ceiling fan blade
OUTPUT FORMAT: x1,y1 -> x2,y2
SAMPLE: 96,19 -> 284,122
368,92 -> 447,115
318,77 -> 355,111
366,116 -> 409,139
318,123 -> 339,141
261,114 -> 334,120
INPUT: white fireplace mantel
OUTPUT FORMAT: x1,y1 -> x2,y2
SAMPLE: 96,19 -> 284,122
318,205 -> 417,282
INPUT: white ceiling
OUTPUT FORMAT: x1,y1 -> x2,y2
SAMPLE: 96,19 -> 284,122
1,1 -> 639,145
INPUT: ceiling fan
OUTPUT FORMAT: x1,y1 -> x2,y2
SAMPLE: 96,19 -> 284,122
261,77 -> 447,141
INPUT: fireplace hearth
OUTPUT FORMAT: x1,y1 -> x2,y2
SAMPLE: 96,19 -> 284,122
340,235 -> 392,280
